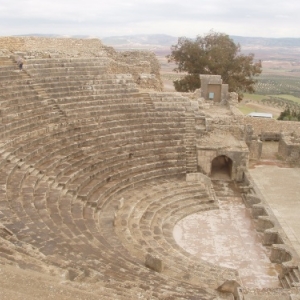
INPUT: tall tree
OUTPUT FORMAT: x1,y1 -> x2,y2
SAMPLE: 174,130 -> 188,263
167,31 -> 262,99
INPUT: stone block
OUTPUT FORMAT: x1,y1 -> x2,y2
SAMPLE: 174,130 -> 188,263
270,244 -> 292,263
145,254 -> 163,273
217,280 -> 242,300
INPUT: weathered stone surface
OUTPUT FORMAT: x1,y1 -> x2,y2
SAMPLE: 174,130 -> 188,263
145,254 -> 164,273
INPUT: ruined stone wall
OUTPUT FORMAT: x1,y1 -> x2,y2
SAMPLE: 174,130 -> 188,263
109,50 -> 163,91
206,115 -> 245,140
278,134 -> 300,164
0,36 -> 162,91
244,117 -> 300,136
248,140 -> 262,160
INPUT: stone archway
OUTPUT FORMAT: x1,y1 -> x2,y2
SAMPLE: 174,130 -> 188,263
211,155 -> 233,180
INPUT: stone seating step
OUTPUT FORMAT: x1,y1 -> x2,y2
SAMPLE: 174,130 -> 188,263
25,62 -> 110,70
25,57 -> 110,65
0,65 -> 21,72
32,77 -> 136,89
0,73 -> 23,82
0,114 -> 63,141
103,177 -> 234,290
1,106 -> 54,125
0,53 -> 237,298
0,80 -> 35,90
5,139 -> 185,217
53,142 -> 184,189
9,122 -> 99,155
76,159 -> 185,202
31,73 -> 134,85
47,85 -> 139,96
0,100 -> 45,116
1,151 -> 217,298
34,81 -> 138,93
11,122 -> 184,176
26,68 -> 110,78
0,90 -> 39,103
120,184 -> 205,220
59,95 -> 145,109
91,167 -> 186,210
35,190 -> 213,298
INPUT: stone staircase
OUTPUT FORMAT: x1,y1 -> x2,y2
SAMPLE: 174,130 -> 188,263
139,92 -> 155,111
21,67 -> 68,122
280,267 -> 300,289
196,113 -> 207,135
48,99 -> 68,121
185,108 -> 198,173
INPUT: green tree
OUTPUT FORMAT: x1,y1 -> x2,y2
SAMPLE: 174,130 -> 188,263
167,31 -> 262,99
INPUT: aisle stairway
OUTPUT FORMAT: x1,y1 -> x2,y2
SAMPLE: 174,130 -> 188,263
185,109 -> 198,173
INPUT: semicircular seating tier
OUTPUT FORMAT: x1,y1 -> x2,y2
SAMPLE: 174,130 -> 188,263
0,53 -> 239,299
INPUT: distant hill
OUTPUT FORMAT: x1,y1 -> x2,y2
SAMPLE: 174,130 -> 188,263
12,33 -> 300,48
102,33 -> 300,48
11,33 -> 300,60
231,36 -> 300,48
102,34 -> 300,60
102,34 -> 178,47
13,34 -> 95,39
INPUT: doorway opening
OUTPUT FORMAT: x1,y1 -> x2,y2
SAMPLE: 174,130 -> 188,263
211,155 -> 232,180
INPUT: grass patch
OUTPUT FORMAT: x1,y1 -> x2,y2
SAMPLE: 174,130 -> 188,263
270,94 -> 300,104
243,93 -> 266,102
237,105 -> 254,115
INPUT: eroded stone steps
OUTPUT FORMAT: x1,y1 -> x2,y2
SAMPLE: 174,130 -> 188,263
1,106 -> 55,126
111,178 -> 236,290
2,154 -> 188,278
280,267 -> 300,288
2,175 -> 216,298
15,120 -> 183,165
4,170 -> 137,284
32,84 -> 139,98
1,117 -> 183,169
10,125 -> 185,187
0,114 -> 61,140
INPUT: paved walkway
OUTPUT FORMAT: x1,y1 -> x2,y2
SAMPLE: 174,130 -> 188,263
173,181 -> 280,288
250,166 -> 300,257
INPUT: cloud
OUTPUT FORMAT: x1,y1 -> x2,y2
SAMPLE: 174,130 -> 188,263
1,0 -> 300,37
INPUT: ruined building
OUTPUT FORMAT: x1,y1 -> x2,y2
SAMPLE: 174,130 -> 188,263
0,37 -> 299,299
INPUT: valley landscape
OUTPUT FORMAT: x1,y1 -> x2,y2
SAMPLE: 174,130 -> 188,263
104,34 -> 300,119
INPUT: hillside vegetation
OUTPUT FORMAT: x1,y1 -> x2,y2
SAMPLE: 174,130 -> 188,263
102,33 -> 300,116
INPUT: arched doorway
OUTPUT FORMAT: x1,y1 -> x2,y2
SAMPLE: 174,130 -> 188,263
211,155 -> 232,180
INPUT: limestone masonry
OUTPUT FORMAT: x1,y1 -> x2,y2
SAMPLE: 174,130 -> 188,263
0,36 -> 299,299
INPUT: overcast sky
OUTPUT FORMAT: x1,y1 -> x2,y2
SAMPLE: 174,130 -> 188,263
1,0 -> 299,38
